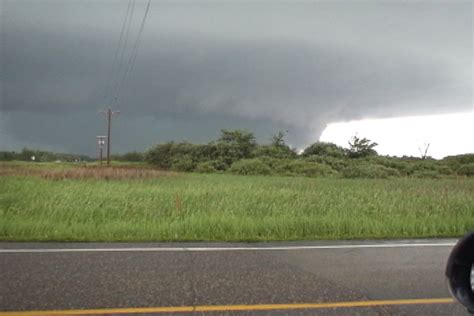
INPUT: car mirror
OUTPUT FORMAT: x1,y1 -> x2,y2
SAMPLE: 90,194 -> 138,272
446,231 -> 474,314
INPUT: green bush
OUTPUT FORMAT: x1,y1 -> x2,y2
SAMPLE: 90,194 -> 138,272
442,154 -> 474,166
411,170 -> 441,179
342,164 -> 400,179
278,160 -> 337,177
458,163 -> 474,176
146,142 -> 220,168
252,145 -> 297,159
406,161 -> 456,177
411,161 -> 438,171
217,129 -> 257,165
229,159 -> 272,176
304,156 -> 348,172
437,165 -> 454,176
171,156 -> 196,172
256,157 -> 292,169
145,142 -> 175,168
195,161 -> 218,173
302,142 -> 346,158
0,151 -> 17,161
364,156 -> 413,176
212,159 -> 229,171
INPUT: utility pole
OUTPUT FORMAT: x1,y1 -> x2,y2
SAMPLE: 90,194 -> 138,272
100,108 -> 120,165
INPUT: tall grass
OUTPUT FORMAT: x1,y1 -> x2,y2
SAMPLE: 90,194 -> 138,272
0,164 -> 473,241
0,163 -> 174,180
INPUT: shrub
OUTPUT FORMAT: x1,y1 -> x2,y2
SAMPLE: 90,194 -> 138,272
363,156 -> 413,176
304,156 -> 348,172
218,129 -> 257,162
252,145 -> 297,159
342,164 -> 400,179
146,142 -> 219,168
411,170 -> 441,179
302,142 -> 345,158
195,161 -> 218,173
457,163 -> 474,176
229,159 -> 272,176
437,165 -> 454,176
279,160 -> 337,177
0,151 -> 17,161
411,161 -> 438,171
170,156 -> 196,172
191,144 -> 220,162
145,142 -> 175,168
442,154 -> 474,165
256,157 -> 291,169
210,159 -> 229,171
215,143 -> 244,167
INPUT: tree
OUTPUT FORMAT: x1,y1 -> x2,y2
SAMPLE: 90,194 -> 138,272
271,131 -> 288,148
218,129 -> 256,159
219,129 -> 256,147
0,151 -> 17,161
145,142 -> 175,168
346,136 -> 378,158
418,142 -> 430,160
19,148 -> 36,161
250,130 -> 296,159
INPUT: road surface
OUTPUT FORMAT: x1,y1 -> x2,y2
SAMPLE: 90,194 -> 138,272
0,239 -> 467,315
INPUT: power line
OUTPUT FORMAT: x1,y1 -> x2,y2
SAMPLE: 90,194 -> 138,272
112,0 -> 152,107
110,0 -> 137,105
104,0 -> 133,104
98,0 -> 151,163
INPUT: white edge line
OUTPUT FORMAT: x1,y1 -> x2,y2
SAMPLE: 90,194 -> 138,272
0,243 -> 456,253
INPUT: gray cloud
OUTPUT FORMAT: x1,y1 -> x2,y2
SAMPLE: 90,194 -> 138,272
1,0 -> 472,155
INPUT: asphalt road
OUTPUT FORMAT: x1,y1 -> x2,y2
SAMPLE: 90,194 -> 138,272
0,239 -> 468,315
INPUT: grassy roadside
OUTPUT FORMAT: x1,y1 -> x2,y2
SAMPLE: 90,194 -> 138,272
0,164 -> 473,241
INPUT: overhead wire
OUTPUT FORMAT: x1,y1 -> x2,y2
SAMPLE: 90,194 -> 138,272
110,0 -> 137,105
112,0 -> 152,107
104,0 -> 133,105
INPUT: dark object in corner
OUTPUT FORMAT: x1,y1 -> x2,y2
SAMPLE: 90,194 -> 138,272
446,231 -> 474,314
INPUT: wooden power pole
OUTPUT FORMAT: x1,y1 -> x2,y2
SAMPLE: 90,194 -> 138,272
100,108 -> 120,165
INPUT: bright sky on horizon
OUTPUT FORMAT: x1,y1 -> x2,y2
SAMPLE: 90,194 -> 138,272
320,112 -> 474,159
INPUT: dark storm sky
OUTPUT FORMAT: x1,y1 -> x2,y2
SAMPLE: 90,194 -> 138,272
0,0 -> 472,155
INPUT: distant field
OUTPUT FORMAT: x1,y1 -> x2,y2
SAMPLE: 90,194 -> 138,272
0,163 -> 473,241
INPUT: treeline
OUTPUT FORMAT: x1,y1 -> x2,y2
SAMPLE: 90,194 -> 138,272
144,129 -> 474,178
2,130 -> 473,178
0,149 -> 92,163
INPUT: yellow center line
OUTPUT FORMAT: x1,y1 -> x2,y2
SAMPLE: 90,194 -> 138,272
0,298 -> 455,315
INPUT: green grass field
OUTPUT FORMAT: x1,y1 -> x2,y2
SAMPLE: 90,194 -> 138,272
1,163 -> 473,241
